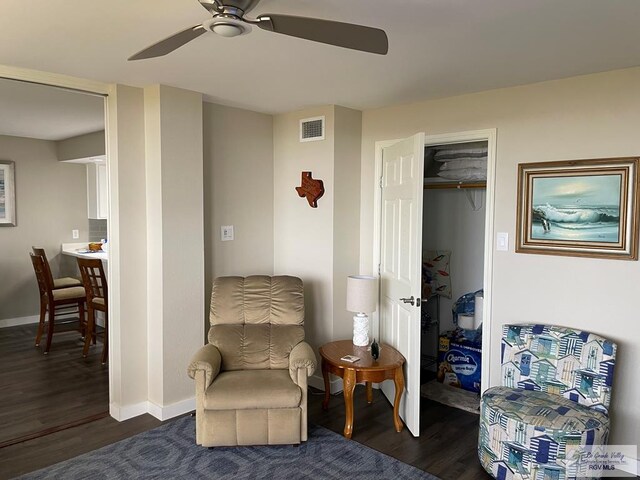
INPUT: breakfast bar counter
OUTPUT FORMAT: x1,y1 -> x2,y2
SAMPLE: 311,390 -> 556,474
61,242 -> 108,262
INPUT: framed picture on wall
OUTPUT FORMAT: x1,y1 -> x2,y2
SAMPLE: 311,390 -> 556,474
0,160 -> 17,227
516,157 -> 639,260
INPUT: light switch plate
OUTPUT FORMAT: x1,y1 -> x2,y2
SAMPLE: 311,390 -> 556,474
72,229 -> 79,239
496,232 -> 509,251
221,225 -> 234,242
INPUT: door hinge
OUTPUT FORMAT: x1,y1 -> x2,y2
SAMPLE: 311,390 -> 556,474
379,176 -> 383,188
378,263 -> 381,275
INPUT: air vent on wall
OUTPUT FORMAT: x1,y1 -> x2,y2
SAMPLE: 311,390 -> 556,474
300,116 -> 325,142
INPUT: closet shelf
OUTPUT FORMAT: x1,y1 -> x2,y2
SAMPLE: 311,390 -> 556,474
424,180 -> 486,190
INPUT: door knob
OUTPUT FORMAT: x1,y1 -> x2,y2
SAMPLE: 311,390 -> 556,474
399,296 -> 415,306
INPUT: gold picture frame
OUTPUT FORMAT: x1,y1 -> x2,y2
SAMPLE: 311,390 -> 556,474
516,157 -> 639,260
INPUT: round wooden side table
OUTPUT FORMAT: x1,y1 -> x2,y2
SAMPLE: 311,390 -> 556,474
319,339 -> 405,439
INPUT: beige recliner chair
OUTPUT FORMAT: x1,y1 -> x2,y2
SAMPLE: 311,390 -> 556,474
187,275 -> 317,447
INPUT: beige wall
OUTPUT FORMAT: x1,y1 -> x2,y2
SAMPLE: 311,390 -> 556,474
57,130 -> 105,161
107,84 -> 149,412
359,67 -> 640,445
274,106 -> 336,350
273,106 -> 363,355
333,106 -> 363,341
0,135 -> 88,322
202,102 -> 274,312
144,85 -> 204,413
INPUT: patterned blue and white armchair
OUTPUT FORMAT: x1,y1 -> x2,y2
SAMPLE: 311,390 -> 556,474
478,324 -> 617,480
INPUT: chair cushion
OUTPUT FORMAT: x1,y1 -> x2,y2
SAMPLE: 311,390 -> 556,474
53,277 -> 82,289
51,286 -> 86,301
210,324 -> 304,370
203,369 -> 302,410
92,297 -> 105,307
482,386 -> 608,432
479,388 -> 610,478
209,276 -> 304,326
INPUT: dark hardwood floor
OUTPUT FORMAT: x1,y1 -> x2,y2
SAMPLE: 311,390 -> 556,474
0,323 -> 110,449
0,323 -> 161,479
308,385 -> 490,480
4,328 -> 623,480
0,324 -> 487,479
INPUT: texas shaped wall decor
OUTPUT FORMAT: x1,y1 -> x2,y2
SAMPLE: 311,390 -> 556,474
295,171 -> 325,208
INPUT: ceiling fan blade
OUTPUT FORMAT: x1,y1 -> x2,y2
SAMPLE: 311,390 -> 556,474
128,25 -> 207,61
256,14 -> 388,55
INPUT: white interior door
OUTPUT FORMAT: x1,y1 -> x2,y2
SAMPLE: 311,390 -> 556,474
379,132 -> 425,436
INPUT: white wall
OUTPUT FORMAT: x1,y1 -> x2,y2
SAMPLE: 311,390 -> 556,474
202,102 -> 274,310
359,67 -> 640,445
423,188 -> 486,330
0,135 -> 88,323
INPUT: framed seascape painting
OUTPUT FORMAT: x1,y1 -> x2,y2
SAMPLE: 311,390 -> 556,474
0,160 -> 16,227
516,157 -> 639,260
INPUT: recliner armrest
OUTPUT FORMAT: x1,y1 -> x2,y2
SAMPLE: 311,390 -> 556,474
187,344 -> 222,389
289,341 -> 317,380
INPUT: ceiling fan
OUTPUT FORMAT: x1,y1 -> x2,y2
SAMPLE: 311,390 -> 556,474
128,0 -> 388,60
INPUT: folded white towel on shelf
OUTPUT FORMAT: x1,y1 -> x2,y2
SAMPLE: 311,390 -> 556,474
434,147 -> 487,160
439,159 -> 487,170
437,168 -> 487,181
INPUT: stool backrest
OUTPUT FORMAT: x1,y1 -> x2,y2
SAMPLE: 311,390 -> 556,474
501,324 -> 616,414
30,253 -> 52,297
32,247 -> 55,287
77,258 -> 107,305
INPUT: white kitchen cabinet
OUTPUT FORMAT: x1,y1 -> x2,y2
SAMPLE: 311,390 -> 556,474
87,162 -> 108,219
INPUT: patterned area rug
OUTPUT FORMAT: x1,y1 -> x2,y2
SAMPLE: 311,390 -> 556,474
421,380 -> 480,415
19,416 -> 440,479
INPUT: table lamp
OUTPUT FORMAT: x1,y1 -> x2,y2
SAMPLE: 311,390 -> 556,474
347,275 -> 378,347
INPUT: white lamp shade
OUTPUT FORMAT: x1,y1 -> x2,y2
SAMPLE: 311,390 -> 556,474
346,275 -> 378,313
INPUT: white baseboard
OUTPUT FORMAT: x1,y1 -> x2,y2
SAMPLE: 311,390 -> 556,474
0,315 -> 39,328
147,397 -> 196,421
110,397 -> 195,422
618,455 -> 639,476
309,373 -> 344,393
110,401 -> 148,421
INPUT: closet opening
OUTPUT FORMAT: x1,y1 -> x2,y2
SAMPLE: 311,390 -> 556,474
420,140 -> 488,415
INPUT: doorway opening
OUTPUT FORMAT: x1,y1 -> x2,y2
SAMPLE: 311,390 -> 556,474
0,76 -> 110,447
420,139 -> 488,415
373,129 -> 496,435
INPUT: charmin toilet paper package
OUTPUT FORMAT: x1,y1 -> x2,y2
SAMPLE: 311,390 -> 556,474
437,331 -> 482,393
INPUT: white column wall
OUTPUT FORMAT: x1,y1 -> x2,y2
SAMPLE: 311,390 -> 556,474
107,84 -> 149,417
144,85 -> 204,418
273,106 -> 335,351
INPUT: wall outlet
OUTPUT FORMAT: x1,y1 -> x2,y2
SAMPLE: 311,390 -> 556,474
72,229 -> 79,239
221,225 -> 234,242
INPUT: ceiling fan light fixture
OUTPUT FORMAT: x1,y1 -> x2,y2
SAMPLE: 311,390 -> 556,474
202,17 -> 251,38
212,23 -> 243,37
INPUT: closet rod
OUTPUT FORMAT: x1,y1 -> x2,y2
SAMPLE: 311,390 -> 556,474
424,181 -> 486,190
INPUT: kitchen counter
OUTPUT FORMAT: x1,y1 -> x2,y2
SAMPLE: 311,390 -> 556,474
61,242 -> 108,262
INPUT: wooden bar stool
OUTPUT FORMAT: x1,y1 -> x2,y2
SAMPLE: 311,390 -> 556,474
32,247 -> 82,289
77,258 -> 108,364
30,253 -> 86,354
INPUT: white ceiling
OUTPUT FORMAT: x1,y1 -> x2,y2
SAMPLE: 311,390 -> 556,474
0,79 -> 104,141
1,0 -> 640,115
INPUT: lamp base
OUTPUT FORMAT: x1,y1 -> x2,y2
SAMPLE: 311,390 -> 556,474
353,313 -> 369,346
